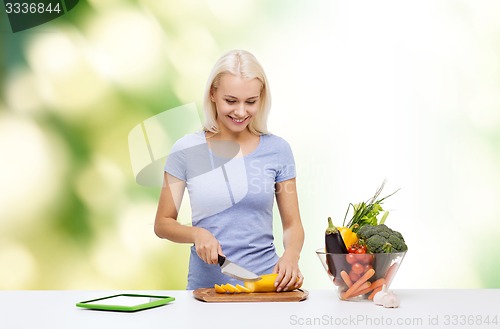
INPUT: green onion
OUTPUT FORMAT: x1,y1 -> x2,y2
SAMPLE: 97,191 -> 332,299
342,180 -> 400,232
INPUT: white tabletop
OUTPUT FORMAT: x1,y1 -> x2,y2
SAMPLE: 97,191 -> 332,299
1,289 -> 499,329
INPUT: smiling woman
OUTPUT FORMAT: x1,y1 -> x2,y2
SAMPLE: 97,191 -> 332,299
154,50 -> 305,292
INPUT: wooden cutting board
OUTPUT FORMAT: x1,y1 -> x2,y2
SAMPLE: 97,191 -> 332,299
193,288 -> 308,303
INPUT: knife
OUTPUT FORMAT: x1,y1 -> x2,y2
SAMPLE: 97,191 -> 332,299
218,255 -> 262,282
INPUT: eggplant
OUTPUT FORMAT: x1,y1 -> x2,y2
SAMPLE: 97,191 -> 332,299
325,217 -> 348,254
325,217 -> 348,279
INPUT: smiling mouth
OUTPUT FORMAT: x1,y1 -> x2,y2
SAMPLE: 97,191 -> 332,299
228,116 -> 249,124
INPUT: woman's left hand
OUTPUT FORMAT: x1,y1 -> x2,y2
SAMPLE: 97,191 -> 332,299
272,252 -> 303,292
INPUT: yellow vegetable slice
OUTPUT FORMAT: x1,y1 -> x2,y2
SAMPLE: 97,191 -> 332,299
223,283 -> 240,293
235,284 -> 251,293
214,284 -> 226,293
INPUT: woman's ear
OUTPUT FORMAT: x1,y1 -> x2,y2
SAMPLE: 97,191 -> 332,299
210,87 -> 216,102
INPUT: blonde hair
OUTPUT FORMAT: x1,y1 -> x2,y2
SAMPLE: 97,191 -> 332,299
202,50 -> 271,135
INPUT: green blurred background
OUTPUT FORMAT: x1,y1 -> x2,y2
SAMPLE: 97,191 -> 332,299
1,0 -> 500,290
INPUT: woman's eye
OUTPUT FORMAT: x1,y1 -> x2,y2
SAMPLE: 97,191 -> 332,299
246,101 -> 256,105
225,99 -> 236,104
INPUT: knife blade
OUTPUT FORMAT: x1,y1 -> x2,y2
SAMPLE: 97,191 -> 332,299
217,255 -> 262,282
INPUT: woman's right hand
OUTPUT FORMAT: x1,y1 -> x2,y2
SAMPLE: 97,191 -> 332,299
193,227 -> 223,264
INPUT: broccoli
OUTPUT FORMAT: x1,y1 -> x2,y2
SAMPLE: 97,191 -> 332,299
363,235 -> 390,253
357,224 -> 408,253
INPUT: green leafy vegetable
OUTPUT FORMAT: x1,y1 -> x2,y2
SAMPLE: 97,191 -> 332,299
342,180 -> 399,233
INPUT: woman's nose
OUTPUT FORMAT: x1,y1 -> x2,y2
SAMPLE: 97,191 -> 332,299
234,103 -> 246,116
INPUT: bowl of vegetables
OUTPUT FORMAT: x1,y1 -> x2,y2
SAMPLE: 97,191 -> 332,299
317,182 -> 408,303
316,247 -> 406,301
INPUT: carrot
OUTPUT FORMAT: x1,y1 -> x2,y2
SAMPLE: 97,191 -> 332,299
350,281 -> 371,297
369,278 -> 385,291
351,285 -> 373,298
340,270 -> 353,287
368,286 -> 383,300
352,278 -> 386,298
384,263 -> 398,284
341,268 -> 375,300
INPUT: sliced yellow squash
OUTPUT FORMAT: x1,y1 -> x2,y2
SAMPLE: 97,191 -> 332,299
214,272 -> 303,294
235,284 -> 251,293
244,273 -> 279,293
244,273 -> 303,292
214,284 -> 226,293
222,283 -> 239,293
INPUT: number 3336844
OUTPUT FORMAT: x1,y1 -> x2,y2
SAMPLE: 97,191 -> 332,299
5,2 -> 61,14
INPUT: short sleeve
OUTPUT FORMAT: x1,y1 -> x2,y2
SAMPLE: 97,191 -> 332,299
275,138 -> 296,183
164,139 -> 187,181
164,132 -> 209,181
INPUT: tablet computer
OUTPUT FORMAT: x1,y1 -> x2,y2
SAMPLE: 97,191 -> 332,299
76,294 -> 175,312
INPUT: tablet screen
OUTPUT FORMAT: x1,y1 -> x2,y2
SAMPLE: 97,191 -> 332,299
76,294 -> 175,311
85,295 -> 165,307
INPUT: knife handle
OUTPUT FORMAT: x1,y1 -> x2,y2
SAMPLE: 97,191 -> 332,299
217,254 -> 225,267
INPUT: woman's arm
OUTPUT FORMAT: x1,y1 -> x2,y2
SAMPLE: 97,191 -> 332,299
273,178 -> 305,291
154,172 -> 222,264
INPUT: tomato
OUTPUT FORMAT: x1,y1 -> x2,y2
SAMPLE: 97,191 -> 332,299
351,262 -> 364,275
353,254 -> 365,264
354,246 -> 367,254
348,270 -> 360,282
363,264 -> 373,273
348,243 -> 368,257
353,247 -> 375,265
346,254 -> 358,265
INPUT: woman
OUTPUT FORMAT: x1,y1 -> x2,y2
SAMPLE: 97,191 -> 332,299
154,49 -> 304,291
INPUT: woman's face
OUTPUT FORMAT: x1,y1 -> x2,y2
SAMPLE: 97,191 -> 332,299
210,74 -> 262,135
